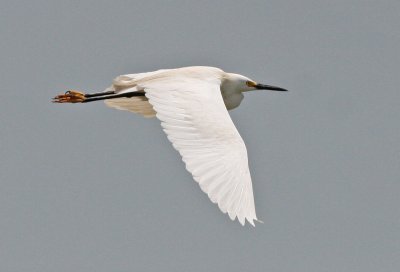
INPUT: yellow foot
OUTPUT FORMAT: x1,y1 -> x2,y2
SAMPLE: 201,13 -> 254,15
52,90 -> 86,103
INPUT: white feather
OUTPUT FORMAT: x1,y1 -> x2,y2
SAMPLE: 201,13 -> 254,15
135,70 -> 257,226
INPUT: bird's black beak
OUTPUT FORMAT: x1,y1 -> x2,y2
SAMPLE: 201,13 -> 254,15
255,83 -> 288,92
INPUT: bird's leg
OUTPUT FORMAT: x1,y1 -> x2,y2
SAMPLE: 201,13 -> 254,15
84,90 -> 116,98
52,90 -> 145,103
82,92 -> 145,103
52,90 -> 116,103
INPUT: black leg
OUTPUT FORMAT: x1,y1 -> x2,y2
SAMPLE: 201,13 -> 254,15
82,91 -> 146,103
83,90 -> 115,98
53,90 -> 145,103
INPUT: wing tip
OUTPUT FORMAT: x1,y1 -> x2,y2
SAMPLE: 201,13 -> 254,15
228,214 -> 260,227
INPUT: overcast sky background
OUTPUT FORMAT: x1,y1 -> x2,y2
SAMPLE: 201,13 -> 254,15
1,1 -> 399,271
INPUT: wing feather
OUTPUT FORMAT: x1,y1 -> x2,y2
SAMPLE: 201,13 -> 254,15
141,78 -> 258,225
104,97 -> 156,118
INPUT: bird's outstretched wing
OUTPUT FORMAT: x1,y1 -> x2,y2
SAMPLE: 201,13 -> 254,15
141,78 -> 258,226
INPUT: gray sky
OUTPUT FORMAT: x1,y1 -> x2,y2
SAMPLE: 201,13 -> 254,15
1,1 -> 399,271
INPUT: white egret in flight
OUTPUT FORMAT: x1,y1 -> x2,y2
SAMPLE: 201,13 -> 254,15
53,66 -> 287,226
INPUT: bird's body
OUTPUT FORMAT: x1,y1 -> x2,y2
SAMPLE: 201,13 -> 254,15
105,66 -> 246,115
53,66 -> 287,226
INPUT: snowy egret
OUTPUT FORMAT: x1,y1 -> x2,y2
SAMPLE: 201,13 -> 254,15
53,66 -> 287,226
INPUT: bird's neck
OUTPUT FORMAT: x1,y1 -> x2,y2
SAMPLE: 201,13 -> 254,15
220,77 -> 245,110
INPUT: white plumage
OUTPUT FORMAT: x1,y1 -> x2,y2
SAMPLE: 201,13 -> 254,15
53,66 -> 287,226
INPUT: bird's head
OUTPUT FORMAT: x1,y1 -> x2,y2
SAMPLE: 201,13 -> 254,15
226,73 -> 288,93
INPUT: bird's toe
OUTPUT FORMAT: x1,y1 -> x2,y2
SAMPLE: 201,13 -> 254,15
52,90 -> 86,103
